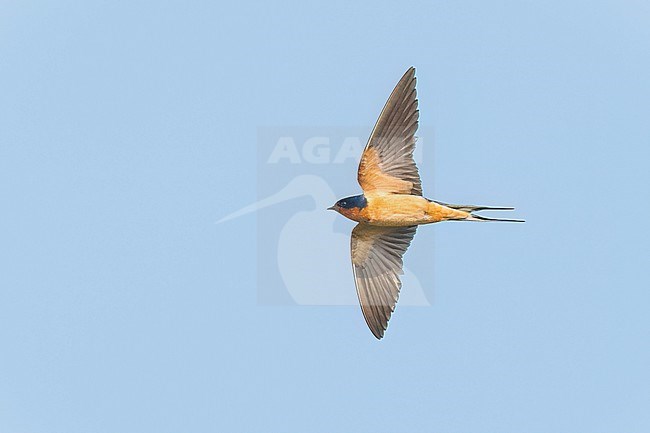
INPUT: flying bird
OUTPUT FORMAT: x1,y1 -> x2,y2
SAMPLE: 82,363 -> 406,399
329,67 -> 523,339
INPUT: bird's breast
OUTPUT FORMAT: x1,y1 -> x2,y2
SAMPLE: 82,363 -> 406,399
359,194 -> 432,226
338,206 -> 365,222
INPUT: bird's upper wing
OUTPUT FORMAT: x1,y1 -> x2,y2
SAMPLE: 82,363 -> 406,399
351,223 -> 418,339
357,67 -> 422,196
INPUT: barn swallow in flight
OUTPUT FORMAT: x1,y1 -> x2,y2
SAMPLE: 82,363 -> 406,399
329,67 -> 523,339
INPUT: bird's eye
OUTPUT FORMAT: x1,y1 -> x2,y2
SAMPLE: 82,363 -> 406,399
341,201 -> 347,206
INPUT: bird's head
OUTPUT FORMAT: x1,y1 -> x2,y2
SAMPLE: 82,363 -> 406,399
328,194 -> 367,221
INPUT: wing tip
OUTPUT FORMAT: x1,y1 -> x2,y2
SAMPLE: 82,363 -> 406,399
369,324 -> 386,340
400,66 -> 416,83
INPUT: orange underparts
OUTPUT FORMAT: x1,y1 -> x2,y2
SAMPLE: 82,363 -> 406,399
340,195 -> 469,226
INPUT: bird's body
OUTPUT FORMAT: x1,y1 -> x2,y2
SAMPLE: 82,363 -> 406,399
329,67 -> 523,339
336,193 -> 469,226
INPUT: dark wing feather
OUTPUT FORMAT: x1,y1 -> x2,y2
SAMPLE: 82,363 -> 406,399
350,223 -> 417,339
357,67 -> 422,196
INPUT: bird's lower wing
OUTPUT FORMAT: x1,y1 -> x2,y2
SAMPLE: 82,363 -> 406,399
350,223 -> 418,339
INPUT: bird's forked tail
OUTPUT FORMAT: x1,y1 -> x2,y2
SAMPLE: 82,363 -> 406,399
435,201 -> 525,223
464,213 -> 525,223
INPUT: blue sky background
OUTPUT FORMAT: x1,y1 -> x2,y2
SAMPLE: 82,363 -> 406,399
1,1 -> 650,432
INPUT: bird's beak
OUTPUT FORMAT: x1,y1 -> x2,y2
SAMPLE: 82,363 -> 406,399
327,206 -> 336,211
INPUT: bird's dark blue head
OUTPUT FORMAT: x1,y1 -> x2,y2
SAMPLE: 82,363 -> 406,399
329,194 -> 367,211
